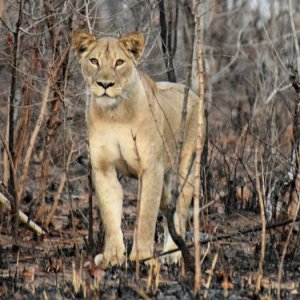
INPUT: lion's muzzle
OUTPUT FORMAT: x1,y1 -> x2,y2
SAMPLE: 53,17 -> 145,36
97,81 -> 115,90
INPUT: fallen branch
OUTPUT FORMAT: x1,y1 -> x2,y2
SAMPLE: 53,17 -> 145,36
0,191 -> 46,236
141,216 -> 300,261
127,283 -> 151,300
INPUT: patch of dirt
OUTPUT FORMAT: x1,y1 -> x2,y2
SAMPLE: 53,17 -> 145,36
1,183 -> 300,300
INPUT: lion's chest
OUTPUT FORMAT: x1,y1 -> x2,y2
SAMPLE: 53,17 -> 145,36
89,123 -> 140,177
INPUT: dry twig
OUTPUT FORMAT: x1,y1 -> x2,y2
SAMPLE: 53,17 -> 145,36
132,132 -> 142,279
204,251 -> 218,299
155,216 -> 300,260
17,47 -> 69,203
16,78 -> 51,202
44,140 -> 74,227
254,143 -> 266,294
0,191 -> 46,236
127,283 -> 151,300
8,0 -> 23,238
194,0 -> 206,294
277,1 -> 300,298
165,3 -> 195,272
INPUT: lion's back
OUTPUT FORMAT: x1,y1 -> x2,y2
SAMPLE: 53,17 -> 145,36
156,81 -> 199,168
157,81 -> 199,107
156,81 -> 198,128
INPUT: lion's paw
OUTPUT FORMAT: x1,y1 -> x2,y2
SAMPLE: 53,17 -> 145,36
161,238 -> 182,265
130,247 -> 153,264
160,250 -> 182,265
94,253 -> 105,266
94,246 -> 125,268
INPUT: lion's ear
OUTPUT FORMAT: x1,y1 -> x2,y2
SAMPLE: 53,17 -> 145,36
120,32 -> 145,62
72,31 -> 96,58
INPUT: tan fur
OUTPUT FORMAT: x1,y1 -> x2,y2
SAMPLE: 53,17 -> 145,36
72,31 -> 200,267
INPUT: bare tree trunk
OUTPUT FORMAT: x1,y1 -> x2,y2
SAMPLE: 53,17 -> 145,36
8,0 -> 23,238
3,101 -> 10,187
44,141 -> 73,227
13,83 -> 31,170
194,0 -> 206,294
87,161 -> 94,256
254,144 -> 266,294
159,0 -> 177,82
36,93 -> 62,221
166,0 -> 195,273
17,78 -> 51,202
36,2 -> 72,221
277,1 -> 300,297
0,0 -> 3,23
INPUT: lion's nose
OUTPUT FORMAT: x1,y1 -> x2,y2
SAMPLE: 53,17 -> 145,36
97,81 -> 115,89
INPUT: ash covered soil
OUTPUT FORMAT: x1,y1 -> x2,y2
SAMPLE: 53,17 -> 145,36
1,180 -> 300,299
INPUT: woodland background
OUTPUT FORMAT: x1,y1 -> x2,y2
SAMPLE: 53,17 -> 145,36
1,0 -> 300,299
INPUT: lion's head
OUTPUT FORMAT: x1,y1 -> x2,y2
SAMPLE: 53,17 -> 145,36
72,32 -> 145,108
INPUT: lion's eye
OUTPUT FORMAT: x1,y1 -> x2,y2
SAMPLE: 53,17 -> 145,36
90,58 -> 99,65
115,59 -> 124,67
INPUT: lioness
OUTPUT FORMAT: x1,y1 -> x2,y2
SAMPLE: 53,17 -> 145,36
72,31 -> 199,267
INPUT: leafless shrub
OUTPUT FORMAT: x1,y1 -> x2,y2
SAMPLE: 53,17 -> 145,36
1,0 -> 300,298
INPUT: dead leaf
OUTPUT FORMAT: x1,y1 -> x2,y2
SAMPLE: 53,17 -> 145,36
236,185 -> 251,208
205,269 -> 214,275
23,266 -> 35,282
87,265 -> 106,282
222,279 -> 234,289
46,257 -> 63,273
0,282 -> 8,296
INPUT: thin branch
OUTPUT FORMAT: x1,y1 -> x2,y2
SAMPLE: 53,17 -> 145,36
276,187 -> 300,300
261,18 -> 290,75
204,251 -> 218,297
194,0 -> 206,294
0,192 -> 46,236
211,20 -> 251,84
264,83 -> 292,104
8,0 -> 23,238
139,74 -> 173,168
132,131 -> 142,279
166,6 -> 195,274
155,216 -> 300,260
16,76 -> 51,201
0,16 -> 13,32
44,140 -> 74,227
278,6 -> 300,298
159,0 -> 177,82
254,143 -> 266,294
87,159 -> 94,256
288,0 -> 300,76
17,47 -> 69,202
84,0 -> 93,33
3,99 -> 10,187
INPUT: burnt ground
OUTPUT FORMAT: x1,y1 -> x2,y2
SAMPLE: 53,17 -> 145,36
1,179 -> 300,300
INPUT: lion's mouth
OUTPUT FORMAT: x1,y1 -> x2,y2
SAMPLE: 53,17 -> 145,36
94,94 -> 119,109
98,94 -> 113,100
102,91 -> 112,97
90,84 -> 120,98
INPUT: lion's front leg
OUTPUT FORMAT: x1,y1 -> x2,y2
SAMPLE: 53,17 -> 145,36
130,166 -> 164,263
93,167 -> 125,267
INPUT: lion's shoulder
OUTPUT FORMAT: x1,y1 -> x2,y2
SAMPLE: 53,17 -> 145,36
138,71 -> 158,98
